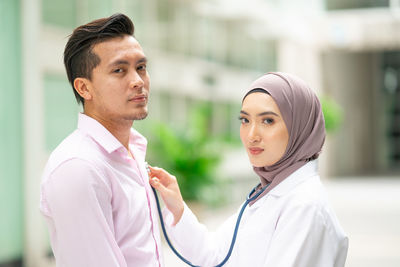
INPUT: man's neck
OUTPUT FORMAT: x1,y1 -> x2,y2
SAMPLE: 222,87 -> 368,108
84,112 -> 133,150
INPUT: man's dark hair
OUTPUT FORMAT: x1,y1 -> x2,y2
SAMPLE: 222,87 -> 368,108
64,13 -> 135,105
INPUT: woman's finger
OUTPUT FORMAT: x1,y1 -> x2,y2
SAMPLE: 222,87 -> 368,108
148,166 -> 170,174
149,177 -> 167,193
148,166 -> 164,176
148,166 -> 174,184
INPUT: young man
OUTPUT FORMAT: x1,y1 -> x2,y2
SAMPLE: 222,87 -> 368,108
40,14 -> 163,267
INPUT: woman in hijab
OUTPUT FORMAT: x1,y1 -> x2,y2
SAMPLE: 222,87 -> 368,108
149,72 -> 348,267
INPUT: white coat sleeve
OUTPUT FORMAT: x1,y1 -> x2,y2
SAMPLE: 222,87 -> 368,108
43,158 -> 127,267
162,203 -> 238,267
263,202 -> 348,267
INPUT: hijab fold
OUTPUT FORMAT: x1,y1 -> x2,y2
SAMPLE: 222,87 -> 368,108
244,72 -> 326,204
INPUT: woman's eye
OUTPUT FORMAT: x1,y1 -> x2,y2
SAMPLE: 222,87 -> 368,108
264,118 -> 274,124
238,117 -> 249,124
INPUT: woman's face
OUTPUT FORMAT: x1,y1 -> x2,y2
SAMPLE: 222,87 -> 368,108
240,92 -> 289,167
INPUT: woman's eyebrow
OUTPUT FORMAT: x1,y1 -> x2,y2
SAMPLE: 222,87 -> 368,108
240,110 -> 279,117
257,111 -> 279,117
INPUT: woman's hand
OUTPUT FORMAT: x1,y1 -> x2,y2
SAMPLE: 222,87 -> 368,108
148,166 -> 184,225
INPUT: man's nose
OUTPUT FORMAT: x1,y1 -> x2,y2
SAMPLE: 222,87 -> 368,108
129,71 -> 144,89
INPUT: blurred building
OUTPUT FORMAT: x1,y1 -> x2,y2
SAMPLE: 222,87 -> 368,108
1,0 -> 399,266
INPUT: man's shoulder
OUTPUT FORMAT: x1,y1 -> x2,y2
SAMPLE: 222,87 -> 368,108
40,130 -> 109,216
43,130 -> 104,178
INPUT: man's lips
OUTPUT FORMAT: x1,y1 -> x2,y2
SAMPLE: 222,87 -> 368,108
129,94 -> 147,102
249,147 -> 264,155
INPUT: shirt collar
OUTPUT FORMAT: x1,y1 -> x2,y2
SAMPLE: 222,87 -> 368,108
77,113 -> 147,156
267,160 -> 318,197
248,161 -> 319,209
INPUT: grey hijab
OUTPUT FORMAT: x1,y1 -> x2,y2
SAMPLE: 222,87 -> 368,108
243,72 -> 326,203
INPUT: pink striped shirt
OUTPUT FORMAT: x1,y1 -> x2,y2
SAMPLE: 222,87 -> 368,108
40,113 -> 163,267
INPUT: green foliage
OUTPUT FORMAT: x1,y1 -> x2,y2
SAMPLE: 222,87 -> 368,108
321,96 -> 343,133
147,104 -> 222,201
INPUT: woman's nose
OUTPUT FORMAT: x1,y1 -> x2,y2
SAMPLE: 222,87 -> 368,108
248,125 -> 261,143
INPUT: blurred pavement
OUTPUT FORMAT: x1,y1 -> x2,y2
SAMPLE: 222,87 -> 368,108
162,177 -> 400,267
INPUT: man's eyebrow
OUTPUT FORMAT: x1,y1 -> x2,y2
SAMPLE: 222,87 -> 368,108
108,60 -> 129,67
108,57 -> 147,67
240,110 -> 279,117
137,57 -> 147,64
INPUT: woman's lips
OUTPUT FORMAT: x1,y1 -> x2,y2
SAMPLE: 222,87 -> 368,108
249,147 -> 264,155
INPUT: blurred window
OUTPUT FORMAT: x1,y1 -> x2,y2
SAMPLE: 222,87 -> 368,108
42,0 -> 77,28
44,74 -> 79,151
0,0 -> 23,261
326,0 -> 389,10
382,52 -> 400,168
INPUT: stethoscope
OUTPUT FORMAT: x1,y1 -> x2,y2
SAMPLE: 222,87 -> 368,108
147,163 -> 269,267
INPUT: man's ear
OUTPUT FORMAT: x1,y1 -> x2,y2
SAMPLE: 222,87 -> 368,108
74,78 -> 93,101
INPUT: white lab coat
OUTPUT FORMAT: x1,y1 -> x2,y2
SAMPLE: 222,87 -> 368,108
163,161 -> 348,267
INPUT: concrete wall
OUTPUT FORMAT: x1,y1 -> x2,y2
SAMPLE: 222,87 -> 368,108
321,51 -> 382,176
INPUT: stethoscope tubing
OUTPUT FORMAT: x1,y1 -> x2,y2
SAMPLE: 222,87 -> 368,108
152,183 -> 268,267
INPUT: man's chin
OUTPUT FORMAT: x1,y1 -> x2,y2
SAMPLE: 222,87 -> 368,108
134,112 -> 148,121
125,111 -> 148,121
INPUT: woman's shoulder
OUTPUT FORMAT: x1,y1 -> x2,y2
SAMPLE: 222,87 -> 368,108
263,168 -> 330,220
283,174 -> 329,207
279,174 -> 346,232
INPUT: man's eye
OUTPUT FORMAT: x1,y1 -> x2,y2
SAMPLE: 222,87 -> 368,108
113,68 -> 124,73
137,65 -> 147,71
